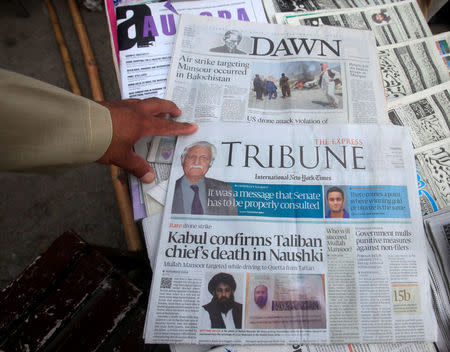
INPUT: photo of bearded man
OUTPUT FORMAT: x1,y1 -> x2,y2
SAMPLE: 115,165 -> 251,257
200,272 -> 243,329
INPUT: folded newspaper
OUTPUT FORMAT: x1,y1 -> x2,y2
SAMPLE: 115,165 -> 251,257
262,0 -> 402,23
144,122 -> 436,344
387,81 -> 450,215
165,14 -> 387,125
275,0 -> 432,47
378,34 -> 449,103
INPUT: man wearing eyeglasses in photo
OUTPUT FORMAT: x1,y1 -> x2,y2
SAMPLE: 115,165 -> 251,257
171,141 -> 238,215
210,30 -> 246,54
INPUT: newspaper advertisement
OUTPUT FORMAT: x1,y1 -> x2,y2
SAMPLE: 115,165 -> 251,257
275,0 -> 432,47
262,0 -> 401,23
144,122 -> 436,344
378,34 -> 450,102
117,0 -> 268,100
166,14 -> 388,125
387,81 -> 450,215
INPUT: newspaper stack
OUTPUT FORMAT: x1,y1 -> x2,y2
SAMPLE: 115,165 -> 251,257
109,0 -> 268,219
139,12 -> 439,347
387,81 -> 450,215
103,0 -> 449,350
262,0 -> 403,22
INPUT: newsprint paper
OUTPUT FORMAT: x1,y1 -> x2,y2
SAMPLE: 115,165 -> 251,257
262,0 -> 402,23
275,0 -> 432,47
166,14 -> 388,125
378,35 -> 450,103
387,81 -> 450,215
117,0 -> 268,100
144,122 -> 436,345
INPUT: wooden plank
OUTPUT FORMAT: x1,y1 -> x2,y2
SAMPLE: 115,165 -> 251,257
0,231 -> 87,337
48,272 -> 141,351
114,307 -> 148,352
1,249 -> 113,351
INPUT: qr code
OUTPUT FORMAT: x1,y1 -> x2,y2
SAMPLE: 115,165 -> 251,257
160,277 -> 172,289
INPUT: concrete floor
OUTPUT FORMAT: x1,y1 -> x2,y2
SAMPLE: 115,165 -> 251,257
0,0 -> 125,289
0,0 -> 449,291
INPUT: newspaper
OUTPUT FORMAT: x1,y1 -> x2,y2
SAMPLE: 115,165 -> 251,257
142,209 -> 441,352
166,14 -> 388,125
117,0 -> 268,100
387,81 -> 450,215
433,31 -> 450,75
144,122 -> 436,344
378,34 -> 450,102
262,0 -> 401,23
142,213 -> 440,352
423,207 -> 450,352
275,0 -> 432,47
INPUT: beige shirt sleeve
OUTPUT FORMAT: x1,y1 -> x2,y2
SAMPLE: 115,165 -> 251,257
0,69 -> 112,172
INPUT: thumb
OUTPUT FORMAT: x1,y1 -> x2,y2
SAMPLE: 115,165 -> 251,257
119,152 -> 155,183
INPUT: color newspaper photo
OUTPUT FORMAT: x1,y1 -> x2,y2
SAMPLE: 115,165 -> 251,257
249,61 -> 343,110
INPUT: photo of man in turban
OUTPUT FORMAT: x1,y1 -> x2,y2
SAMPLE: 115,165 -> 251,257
200,272 -> 243,329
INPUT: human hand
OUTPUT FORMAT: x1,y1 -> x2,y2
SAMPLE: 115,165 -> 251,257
97,98 -> 197,183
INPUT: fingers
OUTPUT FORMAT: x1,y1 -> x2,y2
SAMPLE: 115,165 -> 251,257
140,118 -> 198,137
137,97 -> 182,118
120,152 -> 155,183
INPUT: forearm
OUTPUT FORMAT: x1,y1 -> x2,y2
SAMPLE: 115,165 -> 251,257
0,69 -> 112,172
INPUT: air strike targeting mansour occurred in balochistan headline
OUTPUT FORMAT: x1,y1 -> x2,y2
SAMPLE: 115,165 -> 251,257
164,231 -> 324,262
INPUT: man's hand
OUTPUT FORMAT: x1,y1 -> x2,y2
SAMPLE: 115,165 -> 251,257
97,98 -> 197,183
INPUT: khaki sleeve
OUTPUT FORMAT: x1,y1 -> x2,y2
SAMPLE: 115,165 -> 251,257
0,69 -> 113,172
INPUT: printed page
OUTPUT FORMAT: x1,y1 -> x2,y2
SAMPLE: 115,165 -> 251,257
378,35 -> 450,102
144,122 -> 436,344
263,0 -> 401,23
117,0 -> 268,99
387,82 -> 450,214
276,0 -> 431,46
167,14 -> 388,125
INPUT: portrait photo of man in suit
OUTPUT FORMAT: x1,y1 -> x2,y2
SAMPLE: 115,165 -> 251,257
171,141 -> 238,215
210,30 -> 245,54
200,272 -> 243,329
